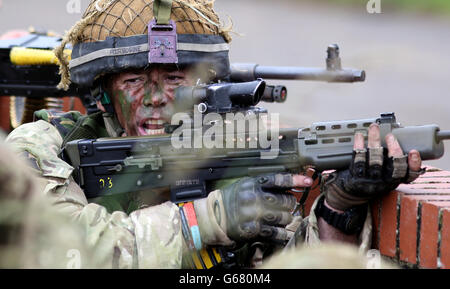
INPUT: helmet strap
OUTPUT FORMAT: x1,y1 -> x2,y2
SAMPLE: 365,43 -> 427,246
153,0 -> 173,25
103,112 -> 125,137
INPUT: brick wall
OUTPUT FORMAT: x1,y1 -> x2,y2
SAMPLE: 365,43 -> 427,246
371,167 -> 450,268
303,167 -> 450,269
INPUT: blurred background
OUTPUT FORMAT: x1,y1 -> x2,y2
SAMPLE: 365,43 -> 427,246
1,0 -> 450,169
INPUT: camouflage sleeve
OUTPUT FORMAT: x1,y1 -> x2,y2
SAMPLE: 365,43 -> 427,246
6,121 -> 185,268
0,137 -> 99,268
299,193 -> 372,252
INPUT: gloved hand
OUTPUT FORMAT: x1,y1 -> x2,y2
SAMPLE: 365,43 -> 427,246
194,173 -> 312,246
323,123 -> 424,211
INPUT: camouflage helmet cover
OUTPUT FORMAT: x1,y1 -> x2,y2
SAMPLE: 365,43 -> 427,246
55,0 -> 232,89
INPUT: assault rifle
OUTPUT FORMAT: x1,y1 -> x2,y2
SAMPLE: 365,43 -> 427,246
62,111 -> 450,203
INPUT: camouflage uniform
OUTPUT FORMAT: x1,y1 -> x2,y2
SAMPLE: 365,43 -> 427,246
0,132 -> 105,268
6,118 -> 185,268
291,194 -> 372,253
6,115 -> 373,268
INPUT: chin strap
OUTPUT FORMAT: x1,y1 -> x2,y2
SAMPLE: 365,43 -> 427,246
91,82 -> 125,137
103,112 -> 125,137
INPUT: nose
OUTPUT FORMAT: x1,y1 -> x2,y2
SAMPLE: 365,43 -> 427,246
143,87 -> 167,107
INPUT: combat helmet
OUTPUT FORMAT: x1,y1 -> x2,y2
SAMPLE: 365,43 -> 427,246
54,0 -> 232,135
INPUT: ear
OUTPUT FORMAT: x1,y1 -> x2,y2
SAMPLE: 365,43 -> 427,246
96,101 -> 106,112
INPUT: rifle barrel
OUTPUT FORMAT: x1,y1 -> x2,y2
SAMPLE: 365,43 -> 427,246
230,63 -> 366,83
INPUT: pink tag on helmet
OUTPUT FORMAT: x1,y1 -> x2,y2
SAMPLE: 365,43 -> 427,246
148,19 -> 178,64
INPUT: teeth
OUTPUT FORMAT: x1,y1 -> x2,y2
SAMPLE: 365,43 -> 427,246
144,128 -> 166,135
145,119 -> 165,125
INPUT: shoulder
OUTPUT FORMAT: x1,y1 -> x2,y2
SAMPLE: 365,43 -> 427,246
6,120 -> 74,180
7,119 -> 63,147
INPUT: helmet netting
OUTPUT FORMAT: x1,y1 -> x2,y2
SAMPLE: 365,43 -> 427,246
80,0 -> 227,43
55,0 -> 232,90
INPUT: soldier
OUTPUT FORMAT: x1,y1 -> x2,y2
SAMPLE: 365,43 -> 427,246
6,0 -> 423,268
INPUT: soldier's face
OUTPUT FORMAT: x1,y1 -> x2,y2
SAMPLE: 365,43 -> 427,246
108,66 -> 196,136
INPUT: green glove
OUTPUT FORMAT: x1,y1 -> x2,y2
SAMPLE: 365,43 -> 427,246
195,174 -> 297,246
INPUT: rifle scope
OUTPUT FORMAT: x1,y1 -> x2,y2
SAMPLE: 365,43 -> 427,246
175,79 -> 266,113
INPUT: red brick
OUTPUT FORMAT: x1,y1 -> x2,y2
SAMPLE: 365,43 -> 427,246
419,171 -> 450,178
419,202 -> 439,268
441,208 -> 450,269
419,201 -> 450,268
396,186 -> 450,195
399,195 -> 420,264
0,97 -> 10,132
370,198 -> 382,250
399,183 -> 450,189
412,178 -> 450,184
405,195 -> 450,201
423,201 -> 450,207
397,183 -> 450,194
379,190 -> 400,258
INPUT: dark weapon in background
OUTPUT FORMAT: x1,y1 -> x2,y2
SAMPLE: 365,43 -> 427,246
0,33 -> 364,131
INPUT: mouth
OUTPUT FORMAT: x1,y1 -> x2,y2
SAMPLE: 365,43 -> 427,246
138,119 -> 168,136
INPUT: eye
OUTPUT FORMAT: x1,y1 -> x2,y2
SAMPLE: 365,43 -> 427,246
166,74 -> 185,84
124,77 -> 144,84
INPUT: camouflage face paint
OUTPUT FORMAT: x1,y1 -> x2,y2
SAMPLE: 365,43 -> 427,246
110,67 -> 195,136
